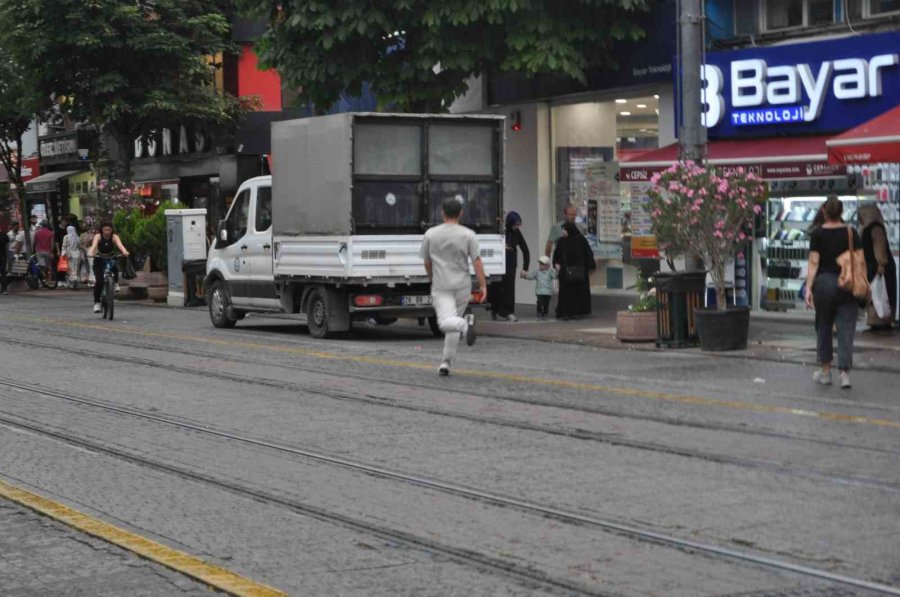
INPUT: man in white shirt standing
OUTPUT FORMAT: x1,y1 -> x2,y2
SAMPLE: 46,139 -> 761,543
420,196 -> 488,376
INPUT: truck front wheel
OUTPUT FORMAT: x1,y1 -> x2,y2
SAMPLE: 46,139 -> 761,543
208,280 -> 237,329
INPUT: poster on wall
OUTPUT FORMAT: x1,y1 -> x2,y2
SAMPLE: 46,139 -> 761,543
584,161 -> 622,259
627,181 -> 660,259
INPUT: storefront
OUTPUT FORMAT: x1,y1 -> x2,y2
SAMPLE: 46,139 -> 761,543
459,0 -> 679,299
623,30 -> 900,312
28,129 -> 93,228
131,124 -> 262,234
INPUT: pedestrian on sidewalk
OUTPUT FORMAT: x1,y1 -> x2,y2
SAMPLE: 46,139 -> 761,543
61,225 -> 82,289
80,226 -> 96,284
858,204 -> 896,330
420,196 -> 487,376
489,211 -> 529,322
521,255 -> 557,320
544,205 -> 580,258
33,220 -> 54,275
804,195 -> 860,389
552,222 -> 595,320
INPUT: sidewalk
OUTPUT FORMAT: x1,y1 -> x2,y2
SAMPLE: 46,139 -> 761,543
6,282 -> 899,372
444,301 -> 900,372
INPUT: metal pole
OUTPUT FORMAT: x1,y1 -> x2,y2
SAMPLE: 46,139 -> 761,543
678,0 -> 706,163
678,0 -> 706,272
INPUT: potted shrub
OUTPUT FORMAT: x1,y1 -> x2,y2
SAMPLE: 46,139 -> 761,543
616,275 -> 657,342
646,162 -> 765,351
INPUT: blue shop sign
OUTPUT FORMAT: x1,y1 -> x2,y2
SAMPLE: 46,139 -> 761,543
701,31 -> 900,139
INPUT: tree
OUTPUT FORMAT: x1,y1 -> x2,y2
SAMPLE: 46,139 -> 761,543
238,0 -> 651,112
0,0 -> 248,180
0,53 -> 42,250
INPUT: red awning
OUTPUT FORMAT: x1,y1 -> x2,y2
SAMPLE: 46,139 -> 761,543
826,105 -> 900,165
620,135 -> 844,181
622,135 -> 830,166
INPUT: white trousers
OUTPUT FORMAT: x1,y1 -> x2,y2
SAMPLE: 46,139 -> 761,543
432,287 -> 470,365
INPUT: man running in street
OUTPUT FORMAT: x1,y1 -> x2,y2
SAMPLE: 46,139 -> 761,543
420,196 -> 488,376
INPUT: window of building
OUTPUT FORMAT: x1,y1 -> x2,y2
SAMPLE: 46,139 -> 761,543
846,0 -> 864,19
734,0 -> 761,35
766,0 -> 804,30
868,0 -> 900,15
741,0 -> 838,33
807,0 -> 834,24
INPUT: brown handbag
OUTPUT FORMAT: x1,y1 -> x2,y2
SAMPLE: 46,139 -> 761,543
836,226 -> 870,300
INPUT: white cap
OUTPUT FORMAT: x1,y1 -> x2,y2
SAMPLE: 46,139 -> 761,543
538,255 -> 551,265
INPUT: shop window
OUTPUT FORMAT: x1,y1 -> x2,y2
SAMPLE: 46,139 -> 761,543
734,0 -> 760,35
846,0 -> 864,18
428,125 -> 494,176
353,124 -> 421,175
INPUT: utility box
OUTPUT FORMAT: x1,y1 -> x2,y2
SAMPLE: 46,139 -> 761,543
166,208 -> 207,306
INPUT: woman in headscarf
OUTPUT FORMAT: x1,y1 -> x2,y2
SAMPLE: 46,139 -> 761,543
61,225 -> 82,289
552,222 -> 595,320
858,204 -> 896,330
489,211 -> 530,322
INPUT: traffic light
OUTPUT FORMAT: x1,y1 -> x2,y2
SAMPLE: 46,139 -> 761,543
510,110 -> 521,132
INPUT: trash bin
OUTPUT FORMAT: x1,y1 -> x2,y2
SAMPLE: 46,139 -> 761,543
653,271 -> 706,348
182,259 -> 207,307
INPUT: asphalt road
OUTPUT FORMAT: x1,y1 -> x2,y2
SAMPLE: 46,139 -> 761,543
1,291 -> 898,596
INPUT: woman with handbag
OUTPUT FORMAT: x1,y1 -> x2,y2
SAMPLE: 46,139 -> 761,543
61,225 -> 82,289
804,196 -> 862,389
858,204 -> 896,331
552,222 -> 595,320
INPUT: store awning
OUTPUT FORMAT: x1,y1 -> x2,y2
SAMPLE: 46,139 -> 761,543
826,105 -> 900,165
620,135 -> 846,181
24,170 -> 79,194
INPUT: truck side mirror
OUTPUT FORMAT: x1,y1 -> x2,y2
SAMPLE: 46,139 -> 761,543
217,219 -> 227,242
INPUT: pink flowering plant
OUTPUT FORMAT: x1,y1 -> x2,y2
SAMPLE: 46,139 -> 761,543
646,162 -> 766,311
84,178 -> 142,229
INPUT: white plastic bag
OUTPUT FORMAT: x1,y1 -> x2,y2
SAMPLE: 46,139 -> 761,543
871,273 -> 891,319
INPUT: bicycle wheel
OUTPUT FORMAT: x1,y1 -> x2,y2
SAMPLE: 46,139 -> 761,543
38,266 -> 58,289
105,276 -> 115,320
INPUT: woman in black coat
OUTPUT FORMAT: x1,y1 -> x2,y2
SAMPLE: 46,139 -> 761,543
489,211 -> 530,321
552,222 -> 595,319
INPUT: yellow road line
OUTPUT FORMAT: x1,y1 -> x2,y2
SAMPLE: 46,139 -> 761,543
0,478 -> 286,597
10,315 -> 900,430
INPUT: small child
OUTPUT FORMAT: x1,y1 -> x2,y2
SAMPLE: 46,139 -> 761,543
521,256 -> 557,320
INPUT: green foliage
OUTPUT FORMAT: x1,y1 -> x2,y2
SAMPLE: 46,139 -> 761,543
0,0 -> 246,178
112,200 -> 177,273
238,0 -> 650,112
0,50 -> 42,217
628,274 -> 657,313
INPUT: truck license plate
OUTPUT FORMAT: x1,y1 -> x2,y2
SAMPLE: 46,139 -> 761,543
401,295 -> 432,306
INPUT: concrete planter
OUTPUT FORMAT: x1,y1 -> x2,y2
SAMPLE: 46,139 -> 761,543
616,310 -> 657,342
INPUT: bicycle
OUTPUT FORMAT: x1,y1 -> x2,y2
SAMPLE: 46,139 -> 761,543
96,254 -> 122,320
18,254 -> 58,290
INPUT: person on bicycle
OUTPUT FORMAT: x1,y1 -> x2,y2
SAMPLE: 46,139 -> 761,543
87,221 -> 129,313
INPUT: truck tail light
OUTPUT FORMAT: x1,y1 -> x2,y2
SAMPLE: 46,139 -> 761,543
354,295 -> 384,307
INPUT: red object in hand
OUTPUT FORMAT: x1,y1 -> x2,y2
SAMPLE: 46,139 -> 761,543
470,290 -> 486,304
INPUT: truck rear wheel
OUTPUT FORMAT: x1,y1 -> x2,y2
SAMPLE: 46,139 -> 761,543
306,288 -> 339,339
208,280 -> 237,329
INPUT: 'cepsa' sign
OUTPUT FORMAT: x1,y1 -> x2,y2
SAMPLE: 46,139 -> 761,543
700,30 -> 900,138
